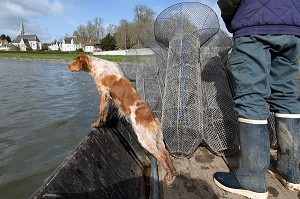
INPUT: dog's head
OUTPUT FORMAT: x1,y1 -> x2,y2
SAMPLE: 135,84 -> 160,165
68,55 -> 91,72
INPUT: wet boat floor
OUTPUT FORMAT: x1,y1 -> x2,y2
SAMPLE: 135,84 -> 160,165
158,147 -> 300,199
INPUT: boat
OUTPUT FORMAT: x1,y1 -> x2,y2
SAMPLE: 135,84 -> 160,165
31,117 -> 156,199
30,117 -> 299,199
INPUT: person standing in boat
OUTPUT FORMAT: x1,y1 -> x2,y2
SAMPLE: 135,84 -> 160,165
214,0 -> 300,198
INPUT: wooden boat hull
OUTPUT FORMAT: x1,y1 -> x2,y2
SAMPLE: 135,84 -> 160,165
31,117 -> 150,199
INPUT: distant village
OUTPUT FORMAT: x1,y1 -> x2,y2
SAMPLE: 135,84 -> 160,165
0,21 -> 100,53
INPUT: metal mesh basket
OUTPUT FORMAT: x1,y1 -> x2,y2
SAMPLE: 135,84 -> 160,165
135,58 -> 163,119
154,2 -> 219,48
160,35 -> 203,157
154,2 -> 239,157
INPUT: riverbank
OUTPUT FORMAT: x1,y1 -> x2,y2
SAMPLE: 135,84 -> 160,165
0,51 -> 127,63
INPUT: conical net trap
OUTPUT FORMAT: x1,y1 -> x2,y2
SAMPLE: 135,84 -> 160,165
154,2 -> 238,157
128,2 -> 240,158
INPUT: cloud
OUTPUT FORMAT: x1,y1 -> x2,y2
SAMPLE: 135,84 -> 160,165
5,0 -> 64,17
0,0 -> 65,42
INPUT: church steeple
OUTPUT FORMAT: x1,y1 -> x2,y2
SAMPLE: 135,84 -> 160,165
19,20 -> 25,35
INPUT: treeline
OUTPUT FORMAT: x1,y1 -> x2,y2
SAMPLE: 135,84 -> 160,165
72,4 -> 155,50
0,34 -> 12,42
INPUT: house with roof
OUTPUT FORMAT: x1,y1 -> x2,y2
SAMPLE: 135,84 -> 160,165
61,37 -> 82,52
12,20 -> 42,51
0,39 -> 9,51
0,39 -> 8,46
84,42 -> 101,53
48,40 -> 61,51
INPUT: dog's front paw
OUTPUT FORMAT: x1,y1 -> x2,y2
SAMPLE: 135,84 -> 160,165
91,122 -> 100,128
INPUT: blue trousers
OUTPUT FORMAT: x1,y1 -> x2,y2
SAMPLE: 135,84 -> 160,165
230,35 -> 300,120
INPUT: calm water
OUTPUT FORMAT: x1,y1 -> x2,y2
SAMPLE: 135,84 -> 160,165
0,59 -> 99,198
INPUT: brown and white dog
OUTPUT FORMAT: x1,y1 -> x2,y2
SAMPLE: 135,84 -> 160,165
68,54 -> 176,182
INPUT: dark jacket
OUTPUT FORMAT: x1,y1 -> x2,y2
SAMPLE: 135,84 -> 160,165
217,0 -> 300,38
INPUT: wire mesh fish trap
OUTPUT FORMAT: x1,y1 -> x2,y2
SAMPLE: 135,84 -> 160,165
129,2 -> 240,157
160,35 -> 203,157
135,58 -> 163,118
154,2 -> 233,157
189,29 -> 238,156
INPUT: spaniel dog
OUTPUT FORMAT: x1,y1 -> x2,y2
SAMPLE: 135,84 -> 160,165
68,55 -> 176,182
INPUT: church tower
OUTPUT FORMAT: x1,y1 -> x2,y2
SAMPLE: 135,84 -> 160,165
19,20 -> 25,35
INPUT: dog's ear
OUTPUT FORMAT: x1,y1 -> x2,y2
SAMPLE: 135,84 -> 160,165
79,55 -> 91,72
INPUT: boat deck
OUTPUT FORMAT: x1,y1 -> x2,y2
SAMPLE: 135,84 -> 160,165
158,147 -> 299,199
31,117 -> 300,199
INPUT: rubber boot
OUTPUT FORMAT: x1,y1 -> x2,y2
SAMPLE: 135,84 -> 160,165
269,114 -> 300,191
214,119 -> 269,199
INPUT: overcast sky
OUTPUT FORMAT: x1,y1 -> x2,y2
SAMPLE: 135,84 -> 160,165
0,0 -> 226,43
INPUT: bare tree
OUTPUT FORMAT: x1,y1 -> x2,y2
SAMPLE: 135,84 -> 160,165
73,25 -> 86,44
73,17 -> 104,45
106,24 -> 117,35
94,17 -> 104,39
115,5 -> 155,49
115,19 -> 132,49
133,5 -> 155,23
133,5 -> 155,47
71,5 -> 155,48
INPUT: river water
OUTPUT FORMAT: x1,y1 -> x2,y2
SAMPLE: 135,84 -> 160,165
0,59 -> 100,198
0,59 -> 299,199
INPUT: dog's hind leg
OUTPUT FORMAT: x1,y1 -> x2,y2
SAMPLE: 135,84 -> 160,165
133,128 -> 176,182
147,141 -> 176,182
156,132 -> 176,180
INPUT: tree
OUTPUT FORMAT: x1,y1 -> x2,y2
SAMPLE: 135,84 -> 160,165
73,17 -> 104,45
115,19 -> 132,49
73,25 -> 86,43
0,34 -> 6,40
133,5 -> 155,46
94,17 -> 104,39
106,24 -> 117,35
133,5 -> 155,23
100,33 -> 116,51
0,34 -> 12,42
70,5 -> 155,49
114,5 -> 155,49
6,36 -> 11,42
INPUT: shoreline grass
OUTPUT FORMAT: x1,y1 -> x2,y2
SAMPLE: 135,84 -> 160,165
1,51 -> 299,64
0,51 -> 127,63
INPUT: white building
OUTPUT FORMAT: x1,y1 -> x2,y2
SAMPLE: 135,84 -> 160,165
84,43 -> 101,53
12,20 -> 42,51
0,39 -> 9,51
61,37 -> 82,52
0,44 -> 9,51
48,40 -> 61,51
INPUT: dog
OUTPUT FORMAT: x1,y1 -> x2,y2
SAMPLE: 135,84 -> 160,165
68,54 -> 176,182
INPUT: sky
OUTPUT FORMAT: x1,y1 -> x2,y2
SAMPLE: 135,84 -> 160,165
0,0 -> 227,43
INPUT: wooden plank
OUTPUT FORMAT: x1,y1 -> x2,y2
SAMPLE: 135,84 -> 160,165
158,147 -> 245,199
159,147 -> 299,199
